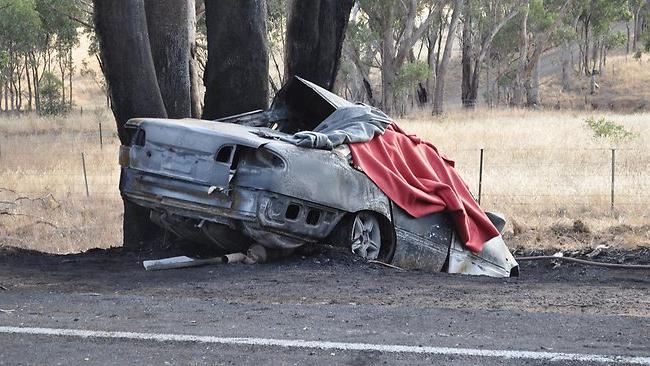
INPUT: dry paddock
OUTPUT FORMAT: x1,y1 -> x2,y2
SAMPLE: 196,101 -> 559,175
0,109 -> 649,254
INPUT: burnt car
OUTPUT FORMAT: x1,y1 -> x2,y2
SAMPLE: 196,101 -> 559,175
119,77 -> 518,277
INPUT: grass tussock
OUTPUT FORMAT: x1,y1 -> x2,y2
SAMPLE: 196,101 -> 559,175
1,109 -> 649,253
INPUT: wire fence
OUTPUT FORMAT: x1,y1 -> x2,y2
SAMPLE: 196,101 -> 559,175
1,129 -> 649,215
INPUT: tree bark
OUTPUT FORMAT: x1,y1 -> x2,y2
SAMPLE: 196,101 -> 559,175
633,5 -> 642,51
512,3 -> 529,107
433,0 -> 461,115
145,0 -> 192,119
525,57 -> 539,106
284,0 -> 354,91
461,3 -> 520,109
188,0 -> 202,118
93,0 -> 168,248
202,0 -> 269,120
460,0 -> 473,108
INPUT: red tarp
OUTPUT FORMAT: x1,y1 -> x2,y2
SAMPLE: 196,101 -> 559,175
348,123 -> 499,253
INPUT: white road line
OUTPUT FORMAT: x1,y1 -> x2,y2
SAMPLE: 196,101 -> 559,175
1,326 -> 649,365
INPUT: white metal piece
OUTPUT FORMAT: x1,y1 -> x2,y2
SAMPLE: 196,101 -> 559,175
143,256 -> 223,271
446,234 -> 518,278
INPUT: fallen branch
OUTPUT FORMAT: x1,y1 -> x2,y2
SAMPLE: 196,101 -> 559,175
14,193 -> 60,207
0,211 -> 58,228
368,259 -> 405,271
516,256 -> 650,270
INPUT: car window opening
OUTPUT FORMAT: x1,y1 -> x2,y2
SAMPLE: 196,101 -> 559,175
216,145 -> 235,164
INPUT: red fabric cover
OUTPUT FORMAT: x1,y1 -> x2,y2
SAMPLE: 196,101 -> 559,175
348,123 -> 499,253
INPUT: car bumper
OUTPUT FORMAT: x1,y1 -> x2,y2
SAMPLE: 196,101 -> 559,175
120,168 -> 344,248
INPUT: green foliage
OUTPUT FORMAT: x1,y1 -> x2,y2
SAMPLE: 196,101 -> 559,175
0,0 -> 81,111
584,116 -> 637,142
39,72 -> 68,116
605,31 -> 627,49
396,61 -> 428,91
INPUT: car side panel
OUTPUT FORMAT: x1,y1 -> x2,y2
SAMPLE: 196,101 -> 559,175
390,205 -> 453,272
233,141 -> 392,220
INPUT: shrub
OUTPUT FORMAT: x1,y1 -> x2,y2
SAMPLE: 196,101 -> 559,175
584,116 -> 637,143
39,72 -> 68,116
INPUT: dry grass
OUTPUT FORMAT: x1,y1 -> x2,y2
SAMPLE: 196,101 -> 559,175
0,112 -> 123,253
541,55 -> 650,112
1,108 -> 649,254
403,108 -> 650,249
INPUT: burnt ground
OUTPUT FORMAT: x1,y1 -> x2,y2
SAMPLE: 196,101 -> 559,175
0,245 -> 649,365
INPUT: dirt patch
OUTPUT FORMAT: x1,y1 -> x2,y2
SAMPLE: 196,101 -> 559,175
506,219 -> 650,251
1,243 -> 649,318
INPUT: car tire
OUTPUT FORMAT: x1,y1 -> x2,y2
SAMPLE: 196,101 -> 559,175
332,211 -> 394,261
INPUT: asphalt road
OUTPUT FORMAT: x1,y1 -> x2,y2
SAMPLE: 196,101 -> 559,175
0,246 -> 649,365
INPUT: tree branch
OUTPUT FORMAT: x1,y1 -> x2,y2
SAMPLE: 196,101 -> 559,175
524,0 -> 573,75
396,1 -> 440,65
476,4 -> 523,66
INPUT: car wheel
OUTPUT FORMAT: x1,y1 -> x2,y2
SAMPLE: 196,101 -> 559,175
347,212 -> 382,260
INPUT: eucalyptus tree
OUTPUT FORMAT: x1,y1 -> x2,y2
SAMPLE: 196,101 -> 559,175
459,0 -> 522,108
284,0 -> 355,90
357,0 -> 442,114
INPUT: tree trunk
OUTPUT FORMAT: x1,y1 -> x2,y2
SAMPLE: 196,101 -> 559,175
460,0 -> 474,108
512,4 -> 529,107
433,0 -> 461,115
145,0 -> 192,119
583,16 -> 591,75
93,0 -> 168,248
187,0 -> 202,118
378,5 -> 397,114
525,57 -> 539,106
284,0 -> 354,90
25,58 -> 32,111
202,0 -> 269,120
425,24 -> 438,104
627,21 -> 631,54
561,41 -> 572,91
633,6 -> 642,51
68,50 -> 73,109
60,58 -> 66,107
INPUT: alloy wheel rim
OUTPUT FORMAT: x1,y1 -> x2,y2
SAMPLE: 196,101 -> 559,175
350,213 -> 381,260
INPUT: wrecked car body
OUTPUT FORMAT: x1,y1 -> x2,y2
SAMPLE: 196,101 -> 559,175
119,77 -> 518,277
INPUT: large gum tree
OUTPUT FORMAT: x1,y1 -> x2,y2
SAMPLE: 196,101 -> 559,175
93,0 -> 350,248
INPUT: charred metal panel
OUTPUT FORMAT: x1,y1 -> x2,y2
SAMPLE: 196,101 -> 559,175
125,118 -> 270,190
390,205 -> 453,272
256,193 -> 345,239
234,141 -> 391,220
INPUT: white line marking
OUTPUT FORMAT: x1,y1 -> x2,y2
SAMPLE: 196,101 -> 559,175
1,326 -> 649,364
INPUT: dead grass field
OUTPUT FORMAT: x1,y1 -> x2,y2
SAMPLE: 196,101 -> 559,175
541,55 -> 650,112
1,108 -> 649,254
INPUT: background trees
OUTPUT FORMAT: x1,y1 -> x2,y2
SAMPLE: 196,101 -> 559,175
0,0 -> 82,114
3,0 -> 650,117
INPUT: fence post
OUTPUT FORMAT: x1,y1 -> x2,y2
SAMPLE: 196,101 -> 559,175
82,153 -> 89,197
611,149 -> 616,210
478,148 -> 484,205
99,122 -> 103,149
